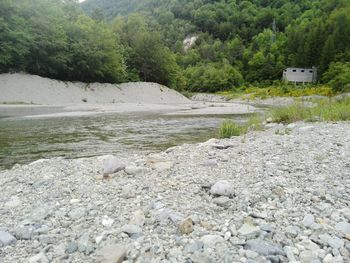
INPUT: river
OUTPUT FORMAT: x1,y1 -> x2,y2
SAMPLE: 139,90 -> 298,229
0,107 -> 253,170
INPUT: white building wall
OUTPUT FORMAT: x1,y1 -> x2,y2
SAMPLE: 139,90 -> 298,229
283,68 -> 317,83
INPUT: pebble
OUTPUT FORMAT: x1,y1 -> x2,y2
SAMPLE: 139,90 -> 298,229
210,180 -> 234,197
0,231 -> 16,247
65,242 -> 78,254
302,213 -> 315,227
101,155 -> 126,175
335,222 -> 350,236
121,224 -> 142,235
200,235 -> 224,248
96,244 -> 128,263
0,122 -> 349,262
238,223 -> 260,237
244,239 -> 285,256
178,218 -> 194,235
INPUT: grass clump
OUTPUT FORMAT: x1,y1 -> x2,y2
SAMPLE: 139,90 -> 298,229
219,120 -> 246,138
270,97 -> 350,123
218,85 -> 335,100
218,114 -> 264,138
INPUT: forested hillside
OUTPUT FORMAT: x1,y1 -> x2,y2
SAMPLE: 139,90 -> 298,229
1,0 -> 349,92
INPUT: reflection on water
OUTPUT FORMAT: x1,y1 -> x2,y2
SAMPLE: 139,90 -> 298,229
0,112 -> 250,170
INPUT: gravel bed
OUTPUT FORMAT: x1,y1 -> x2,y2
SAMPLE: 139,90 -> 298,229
0,122 -> 349,263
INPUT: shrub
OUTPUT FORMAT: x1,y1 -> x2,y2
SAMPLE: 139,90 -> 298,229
218,120 -> 246,138
322,62 -> 350,92
270,97 -> 350,123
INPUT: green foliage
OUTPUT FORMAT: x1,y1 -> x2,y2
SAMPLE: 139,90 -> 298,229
0,0 -> 126,83
322,62 -> 350,91
219,120 -> 246,138
218,114 -> 265,138
1,0 -> 350,91
270,97 -> 350,123
270,103 -> 313,123
185,63 -> 243,92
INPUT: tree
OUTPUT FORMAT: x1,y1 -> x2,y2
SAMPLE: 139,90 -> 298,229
322,62 -> 350,91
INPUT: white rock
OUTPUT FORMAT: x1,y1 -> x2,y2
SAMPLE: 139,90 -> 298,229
96,244 -> 128,263
102,215 -> 115,228
28,253 -> 49,263
100,155 -> 125,175
129,210 -> 145,226
95,235 -> 104,245
0,231 -> 16,247
302,214 -> 315,227
323,254 -> 334,263
238,223 -> 260,236
200,235 -> 224,248
210,180 -> 234,197
335,222 -> 350,236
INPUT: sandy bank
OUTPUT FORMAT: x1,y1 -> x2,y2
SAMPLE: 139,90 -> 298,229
0,74 -> 261,118
0,73 -> 190,105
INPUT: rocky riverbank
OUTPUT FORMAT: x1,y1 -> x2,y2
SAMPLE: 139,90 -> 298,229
0,122 -> 350,262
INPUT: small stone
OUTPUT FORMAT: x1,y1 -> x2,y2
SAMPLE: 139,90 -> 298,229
285,225 -> 300,238
0,231 -> 16,247
200,221 -> 213,231
68,207 -> 86,220
28,253 -> 49,263
245,250 -> 259,259
184,240 -> 204,253
323,254 -> 334,263
69,199 -> 80,204
125,166 -> 147,176
261,224 -> 274,233
224,231 -> 231,241
78,233 -> 94,255
148,160 -> 174,171
210,180 -> 234,197
203,159 -> 218,167
335,221 -> 350,236
213,196 -> 231,207
327,236 -> 344,249
14,226 -> 34,240
302,214 -> 315,227
200,235 -> 224,248
129,210 -> 145,226
299,250 -> 318,263
100,155 -> 125,176
65,242 -> 78,254
244,239 -> 285,256
121,224 -> 142,236
284,246 -> 297,261
266,255 -> 280,263
102,215 -> 115,228
95,235 -> 104,244
178,218 -> 194,235
238,223 -> 260,237
96,244 -> 128,263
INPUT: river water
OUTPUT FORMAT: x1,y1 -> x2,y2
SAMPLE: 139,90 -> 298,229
0,108 -> 253,170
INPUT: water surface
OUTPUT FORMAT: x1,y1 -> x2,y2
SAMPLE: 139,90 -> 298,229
0,110 -> 251,170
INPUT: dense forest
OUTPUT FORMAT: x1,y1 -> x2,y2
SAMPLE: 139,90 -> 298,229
1,0 -> 350,92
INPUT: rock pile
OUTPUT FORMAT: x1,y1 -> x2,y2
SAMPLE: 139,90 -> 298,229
0,122 -> 349,262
